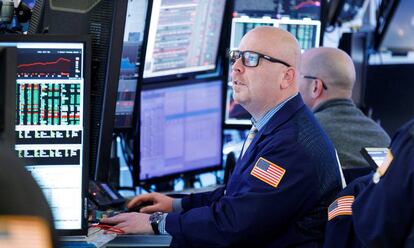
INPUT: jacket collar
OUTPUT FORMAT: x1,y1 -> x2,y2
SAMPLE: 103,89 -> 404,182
260,93 -> 305,136
313,98 -> 354,113
237,94 -> 305,164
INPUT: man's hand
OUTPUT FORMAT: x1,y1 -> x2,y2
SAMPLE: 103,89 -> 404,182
128,192 -> 174,214
100,212 -> 153,234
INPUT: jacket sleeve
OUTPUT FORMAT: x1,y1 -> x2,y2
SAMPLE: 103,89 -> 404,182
353,126 -> 414,247
181,186 -> 226,211
165,140 -> 321,247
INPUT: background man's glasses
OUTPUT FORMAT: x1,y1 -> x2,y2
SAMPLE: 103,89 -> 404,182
302,75 -> 328,90
229,50 -> 291,68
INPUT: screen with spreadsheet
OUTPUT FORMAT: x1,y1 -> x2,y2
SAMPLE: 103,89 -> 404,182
140,80 -> 223,180
0,37 -> 89,234
143,0 -> 227,79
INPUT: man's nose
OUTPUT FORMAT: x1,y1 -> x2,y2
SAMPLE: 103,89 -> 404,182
232,57 -> 244,74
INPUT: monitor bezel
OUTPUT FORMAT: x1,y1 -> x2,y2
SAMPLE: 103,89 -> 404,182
0,34 -> 91,236
137,77 -> 225,184
0,47 -> 17,149
141,0 -> 230,83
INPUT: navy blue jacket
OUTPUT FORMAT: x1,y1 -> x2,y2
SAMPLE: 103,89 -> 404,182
166,94 -> 342,247
324,118 -> 414,247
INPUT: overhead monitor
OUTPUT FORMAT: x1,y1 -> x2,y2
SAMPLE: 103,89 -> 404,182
143,0 -> 227,80
114,0 -> 149,129
140,79 -> 223,181
278,18 -> 321,50
374,0 -> 414,53
234,0 -> 322,20
0,35 -> 90,236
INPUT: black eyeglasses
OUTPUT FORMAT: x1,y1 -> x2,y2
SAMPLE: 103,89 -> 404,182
229,50 -> 291,68
302,75 -> 328,90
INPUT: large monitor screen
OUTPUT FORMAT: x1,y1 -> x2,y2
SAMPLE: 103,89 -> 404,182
114,0 -> 149,128
143,0 -> 226,79
234,0 -> 322,20
140,80 -> 223,180
0,37 -> 89,235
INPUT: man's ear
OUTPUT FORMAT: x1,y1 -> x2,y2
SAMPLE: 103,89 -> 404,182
280,68 -> 296,89
311,79 -> 324,99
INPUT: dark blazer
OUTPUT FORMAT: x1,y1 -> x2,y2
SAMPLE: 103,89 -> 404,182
324,118 -> 414,247
166,94 -> 342,247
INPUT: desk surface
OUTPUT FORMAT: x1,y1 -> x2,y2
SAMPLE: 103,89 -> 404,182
105,235 -> 172,248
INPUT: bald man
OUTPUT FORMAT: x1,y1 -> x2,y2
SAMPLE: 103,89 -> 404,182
102,27 -> 342,247
298,47 -> 390,169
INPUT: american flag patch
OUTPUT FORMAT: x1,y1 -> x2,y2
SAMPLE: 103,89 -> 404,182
250,157 -> 285,188
328,195 -> 355,221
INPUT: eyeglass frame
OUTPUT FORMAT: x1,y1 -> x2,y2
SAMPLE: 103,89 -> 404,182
302,75 -> 328,90
229,50 -> 291,68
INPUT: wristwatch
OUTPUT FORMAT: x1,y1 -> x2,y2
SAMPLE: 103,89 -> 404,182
149,212 -> 164,235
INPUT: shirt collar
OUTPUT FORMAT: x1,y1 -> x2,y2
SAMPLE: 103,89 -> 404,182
251,93 -> 298,131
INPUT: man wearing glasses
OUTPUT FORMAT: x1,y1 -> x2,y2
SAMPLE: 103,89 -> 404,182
298,47 -> 390,170
101,27 -> 342,247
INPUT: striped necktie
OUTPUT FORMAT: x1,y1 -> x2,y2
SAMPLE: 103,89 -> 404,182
241,126 -> 258,158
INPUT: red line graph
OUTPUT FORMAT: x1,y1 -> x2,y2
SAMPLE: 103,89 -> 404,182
18,57 -> 71,68
293,0 -> 320,10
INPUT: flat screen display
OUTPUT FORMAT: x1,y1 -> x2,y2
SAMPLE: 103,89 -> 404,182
140,80 -> 223,180
0,38 -> 88,234
143,0 -> 226,79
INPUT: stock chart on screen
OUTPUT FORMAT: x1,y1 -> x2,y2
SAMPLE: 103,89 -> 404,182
0,40 -> 86,230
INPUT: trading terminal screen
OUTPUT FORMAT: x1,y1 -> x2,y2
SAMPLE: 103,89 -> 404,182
143,0 -> 226,79
140,80 -> 222,180
114,0 -> 149,128
234,0 -> 321,20
0,41 -> 86,231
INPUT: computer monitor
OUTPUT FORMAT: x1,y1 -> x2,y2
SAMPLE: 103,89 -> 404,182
0,47 -> 17,148
374,0 -> 414,53
0,35 -> 90,236
139,79 -> 223,181
143,0 -> 227,80
114,0 -> 149,129
278,18 -> 321,50
234,0 -> 322,20
28,0 -> 128,181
